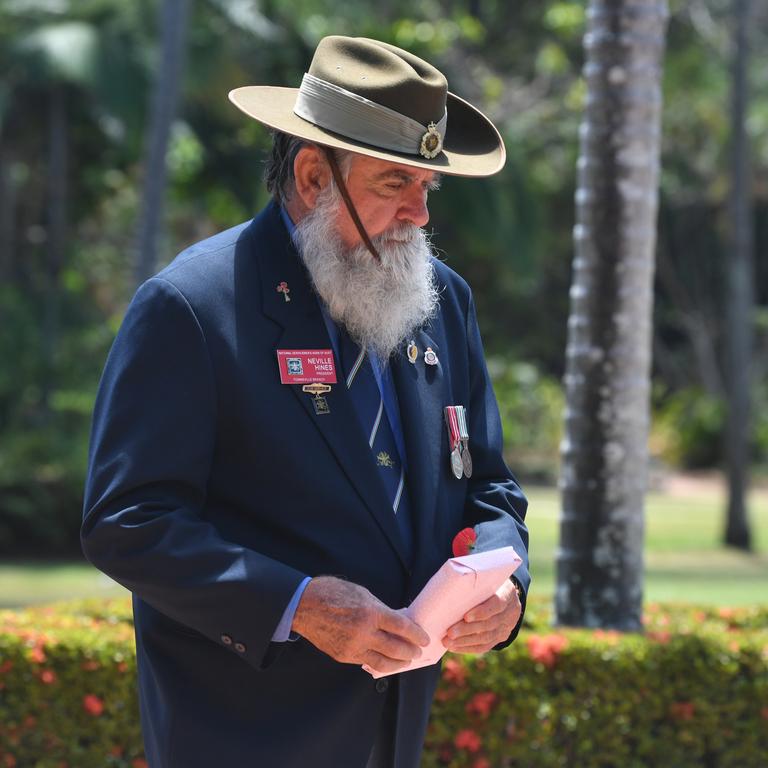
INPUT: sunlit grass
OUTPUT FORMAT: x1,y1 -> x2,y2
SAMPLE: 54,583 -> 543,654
525,477 -> 768,606
1,475 -> 766,609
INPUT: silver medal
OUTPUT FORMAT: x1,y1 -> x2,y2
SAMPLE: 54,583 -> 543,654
450,446 -> 464,479
461,446 -> 473,478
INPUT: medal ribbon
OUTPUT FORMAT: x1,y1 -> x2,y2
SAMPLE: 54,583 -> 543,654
446,406 -> 461,450
457,406 -> 468,442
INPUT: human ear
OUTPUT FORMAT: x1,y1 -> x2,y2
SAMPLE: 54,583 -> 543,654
293,145 -> 331,209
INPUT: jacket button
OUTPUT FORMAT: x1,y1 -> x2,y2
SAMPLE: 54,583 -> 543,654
234,642 -> 246,653
221,634 -> 233,645
375,678 -> 389,693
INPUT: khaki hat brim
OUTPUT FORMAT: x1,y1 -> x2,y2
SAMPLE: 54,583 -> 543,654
228,86 -> 505,178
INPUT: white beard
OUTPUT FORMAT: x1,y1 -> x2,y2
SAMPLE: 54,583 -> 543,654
292,184 -> 440,361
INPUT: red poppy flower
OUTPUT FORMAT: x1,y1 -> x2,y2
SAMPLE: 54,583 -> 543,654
83,694 -> 104,717
452,527 -> 477,557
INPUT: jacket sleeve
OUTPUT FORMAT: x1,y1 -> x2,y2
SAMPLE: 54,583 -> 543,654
462,292 -> 531,647
81,277 -> 307,669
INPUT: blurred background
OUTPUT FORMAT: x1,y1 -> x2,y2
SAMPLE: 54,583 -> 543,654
0,0 -> 766,607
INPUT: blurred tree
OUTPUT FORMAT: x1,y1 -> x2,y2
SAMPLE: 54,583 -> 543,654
134,0 -> 190,286
556,0 -> 668,630
723,0 -> 754,550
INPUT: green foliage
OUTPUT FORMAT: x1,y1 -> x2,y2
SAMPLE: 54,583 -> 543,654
653,388 -> 726,469
488,359 -> 564,483
1,598 -> 766,767
652,384 -> 768,469
0,599 -> 144,767
425,600 -> 768,768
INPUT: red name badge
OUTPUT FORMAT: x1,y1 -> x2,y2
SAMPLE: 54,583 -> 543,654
277,349 -> 337,384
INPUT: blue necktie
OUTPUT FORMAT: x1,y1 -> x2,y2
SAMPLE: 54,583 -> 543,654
340,331 -> 413,562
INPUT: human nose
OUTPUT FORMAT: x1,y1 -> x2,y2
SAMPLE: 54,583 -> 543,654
397,187 -> 430,228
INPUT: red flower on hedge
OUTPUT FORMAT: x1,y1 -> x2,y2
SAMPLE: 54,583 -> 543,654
28,646 -> 46,664
761,707 -> 768,721
452,527 -> 477,557
442,658 -> 468,687
39,669 -> 56,685
670,701 -> 695,721
454,729 -> 482,753
132,759 -> 149,768
473,758 -> 491,768
0,660 -> 13,674
527,634 -> 568,668
83,694 -> 104,717
466,691 -> 498,719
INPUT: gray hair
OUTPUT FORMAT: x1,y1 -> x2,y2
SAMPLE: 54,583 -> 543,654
264,131 -> 354,205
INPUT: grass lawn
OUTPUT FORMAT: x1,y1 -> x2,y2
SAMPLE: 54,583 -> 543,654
1,474 -> 766,609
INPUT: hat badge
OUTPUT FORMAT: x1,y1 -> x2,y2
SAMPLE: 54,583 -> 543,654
419,122 -> 443,159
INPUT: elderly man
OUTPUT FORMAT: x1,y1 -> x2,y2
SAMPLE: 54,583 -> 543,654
82,35 -> 530,768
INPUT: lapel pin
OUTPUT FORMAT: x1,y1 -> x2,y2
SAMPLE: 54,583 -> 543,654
302,382 -> 332,415
276,281 -> 291,302
424,346 -> 438,366
407,340 -> 418,364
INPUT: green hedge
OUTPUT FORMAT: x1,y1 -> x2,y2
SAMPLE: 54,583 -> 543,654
1,599 -> 766,767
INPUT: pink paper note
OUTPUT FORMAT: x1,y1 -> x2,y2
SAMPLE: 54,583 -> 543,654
367,546 -> 522,678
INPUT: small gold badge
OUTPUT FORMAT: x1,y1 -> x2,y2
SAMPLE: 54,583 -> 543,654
419,122 -> 443,159
302,383 -> 332,396
407,340 -> 418,364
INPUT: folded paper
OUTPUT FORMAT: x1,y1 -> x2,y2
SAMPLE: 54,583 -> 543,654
367,545 -> 522,678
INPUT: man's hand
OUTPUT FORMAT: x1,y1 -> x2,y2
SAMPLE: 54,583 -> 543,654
442,579 -> 521,655
292,576 -> 430,675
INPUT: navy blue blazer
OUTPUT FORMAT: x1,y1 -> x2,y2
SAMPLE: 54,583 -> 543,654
81,202 -> 530,768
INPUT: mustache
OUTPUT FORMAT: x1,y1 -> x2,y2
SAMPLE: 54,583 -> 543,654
374,223 -> 421,245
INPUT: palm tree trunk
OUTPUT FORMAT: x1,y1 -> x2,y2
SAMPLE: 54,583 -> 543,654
134,0 -> 190,286
723,0 -> 754,550
556,0 -> 668,630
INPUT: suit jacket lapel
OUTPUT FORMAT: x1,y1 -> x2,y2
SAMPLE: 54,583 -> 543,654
391,329 -> 444,552
252,204 -> 411,570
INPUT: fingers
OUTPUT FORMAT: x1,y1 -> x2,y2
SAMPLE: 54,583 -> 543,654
362,650 -> 410,676
377,608 -> 430,648
442,593 -> 522,654
370,628 -> 424,663
463,593 -> 506,623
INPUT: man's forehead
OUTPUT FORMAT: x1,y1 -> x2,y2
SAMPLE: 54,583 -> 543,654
351,153 -> 438,183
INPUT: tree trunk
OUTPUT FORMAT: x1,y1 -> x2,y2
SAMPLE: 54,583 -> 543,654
134,0 -> 190,287
723,0 -> 754,550
556,0 -> 668,630
0,140 -> 17,282
40,83 -> 68,418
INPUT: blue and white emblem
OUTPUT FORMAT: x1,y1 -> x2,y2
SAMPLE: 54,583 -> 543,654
287,358 -> 304,375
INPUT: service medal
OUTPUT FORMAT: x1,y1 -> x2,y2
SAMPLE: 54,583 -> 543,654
450,447 -> 464,479
407,340 -> 418,364
424,347 -> 438,366
457,405 -> 473,478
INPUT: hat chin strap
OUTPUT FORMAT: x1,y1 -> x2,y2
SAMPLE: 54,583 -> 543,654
322,147 -> 381,263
